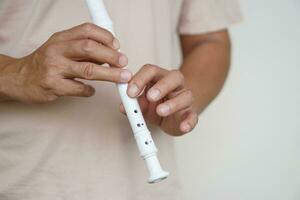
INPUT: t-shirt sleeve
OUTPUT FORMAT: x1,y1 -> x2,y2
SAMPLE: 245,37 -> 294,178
178,0 -> 243,34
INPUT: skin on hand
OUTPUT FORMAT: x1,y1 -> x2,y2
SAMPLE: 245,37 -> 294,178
0,24 -> 230,137
0,23 -> 131,104
120,30 -> 230,136
119,64 -> 198,136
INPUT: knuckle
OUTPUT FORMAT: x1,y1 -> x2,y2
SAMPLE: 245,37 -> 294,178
43,44 -> 57,57
143,64 -> 154,71
143,64 -> 158,74
49,32 -> 58,41
41,59 -> 60,77
172,70 -> 184,82
102,30 -> 114,43
102,68 -> 118,82
107,52 -> 119,64
43,62 -> 60,79
81,39 -> 95,53
42,76 -> 55,88
114,70 -> 123,82
111,71 -> 123,82
44,67 -> 57,77
81,22 -> 95,32
80,63 -> 95,79
185,89 -> 194,102
50,31 -> 63,41
51,32 -> 59,38
143,64 -> 167,77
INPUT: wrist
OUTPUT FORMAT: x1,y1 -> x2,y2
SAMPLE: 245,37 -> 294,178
0,55 -> 19,101
180,69 -> 208,114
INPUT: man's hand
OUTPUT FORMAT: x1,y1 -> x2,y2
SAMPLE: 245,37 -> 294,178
119,64 -> 199,136
0,23 -> 131,103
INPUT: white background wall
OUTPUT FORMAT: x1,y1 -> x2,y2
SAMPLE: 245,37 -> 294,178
175,0 -> 300,199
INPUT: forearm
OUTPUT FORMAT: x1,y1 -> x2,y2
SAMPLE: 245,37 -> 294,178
180,30 -> 231,114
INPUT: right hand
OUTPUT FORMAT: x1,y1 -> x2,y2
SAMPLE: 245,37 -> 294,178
0,23 -> 131,104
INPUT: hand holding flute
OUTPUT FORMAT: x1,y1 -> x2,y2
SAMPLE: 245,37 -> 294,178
0,23 -> 131,103
85,0 -> 197,183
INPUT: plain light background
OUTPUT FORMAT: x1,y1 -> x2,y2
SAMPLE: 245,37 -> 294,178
175,0 -> 300,199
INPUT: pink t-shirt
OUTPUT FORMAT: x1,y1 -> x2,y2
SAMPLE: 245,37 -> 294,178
0,0 -> 242,199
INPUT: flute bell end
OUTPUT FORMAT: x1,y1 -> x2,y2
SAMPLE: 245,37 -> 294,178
148,171 -> 169,184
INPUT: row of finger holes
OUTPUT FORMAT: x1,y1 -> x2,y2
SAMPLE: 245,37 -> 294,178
133,109 -> 150,145
134,109 -> 145,127
137,123 -> 144,127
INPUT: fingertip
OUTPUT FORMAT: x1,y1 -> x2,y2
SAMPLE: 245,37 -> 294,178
118,54 -> 128,67
127,83 -> 139,97
119,103 -> 125,112
180,122 -> 191,133
180,112 -> 198,133
85,85 -> 95,97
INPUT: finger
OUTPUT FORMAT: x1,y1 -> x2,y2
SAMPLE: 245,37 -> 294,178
53,79 -> 95,97
156,89 -> 194,117
119,103 -> 126,114
65,61 -> 132,83
50,23 -> 119,50
127,64 -> 168,97
146,70 -> 184,102
59,39 -> 127,67
180,111 -> 198,133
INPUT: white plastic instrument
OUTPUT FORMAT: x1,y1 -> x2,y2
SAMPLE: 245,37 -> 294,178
85,0 -> 169,183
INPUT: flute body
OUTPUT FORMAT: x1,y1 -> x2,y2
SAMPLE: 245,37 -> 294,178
85,0 -> 169,183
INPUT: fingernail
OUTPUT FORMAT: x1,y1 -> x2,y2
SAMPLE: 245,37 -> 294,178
120,70 -> 132,82
112,38 -> 120,49
158,104 -> 170,115
148,88 -> 160,101
128,84 -> 139,97
119,54 -> 128,66
90,87 -> 95,95
85,86 -> 95,96
182,124 -> 191,133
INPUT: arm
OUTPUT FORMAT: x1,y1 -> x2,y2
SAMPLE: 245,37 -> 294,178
122,30 -> 231,136
180,29 -> 231,114
0,23 -> 132,104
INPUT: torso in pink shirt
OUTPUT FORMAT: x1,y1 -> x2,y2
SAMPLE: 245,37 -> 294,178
0,0 -> 241,199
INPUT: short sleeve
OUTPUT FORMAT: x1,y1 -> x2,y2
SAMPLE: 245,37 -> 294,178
178,0 -> 243,34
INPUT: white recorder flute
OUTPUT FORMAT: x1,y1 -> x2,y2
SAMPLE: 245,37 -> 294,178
85,0 -> 169,183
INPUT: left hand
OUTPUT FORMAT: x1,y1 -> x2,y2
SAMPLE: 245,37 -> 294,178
119,64 -> 198,136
